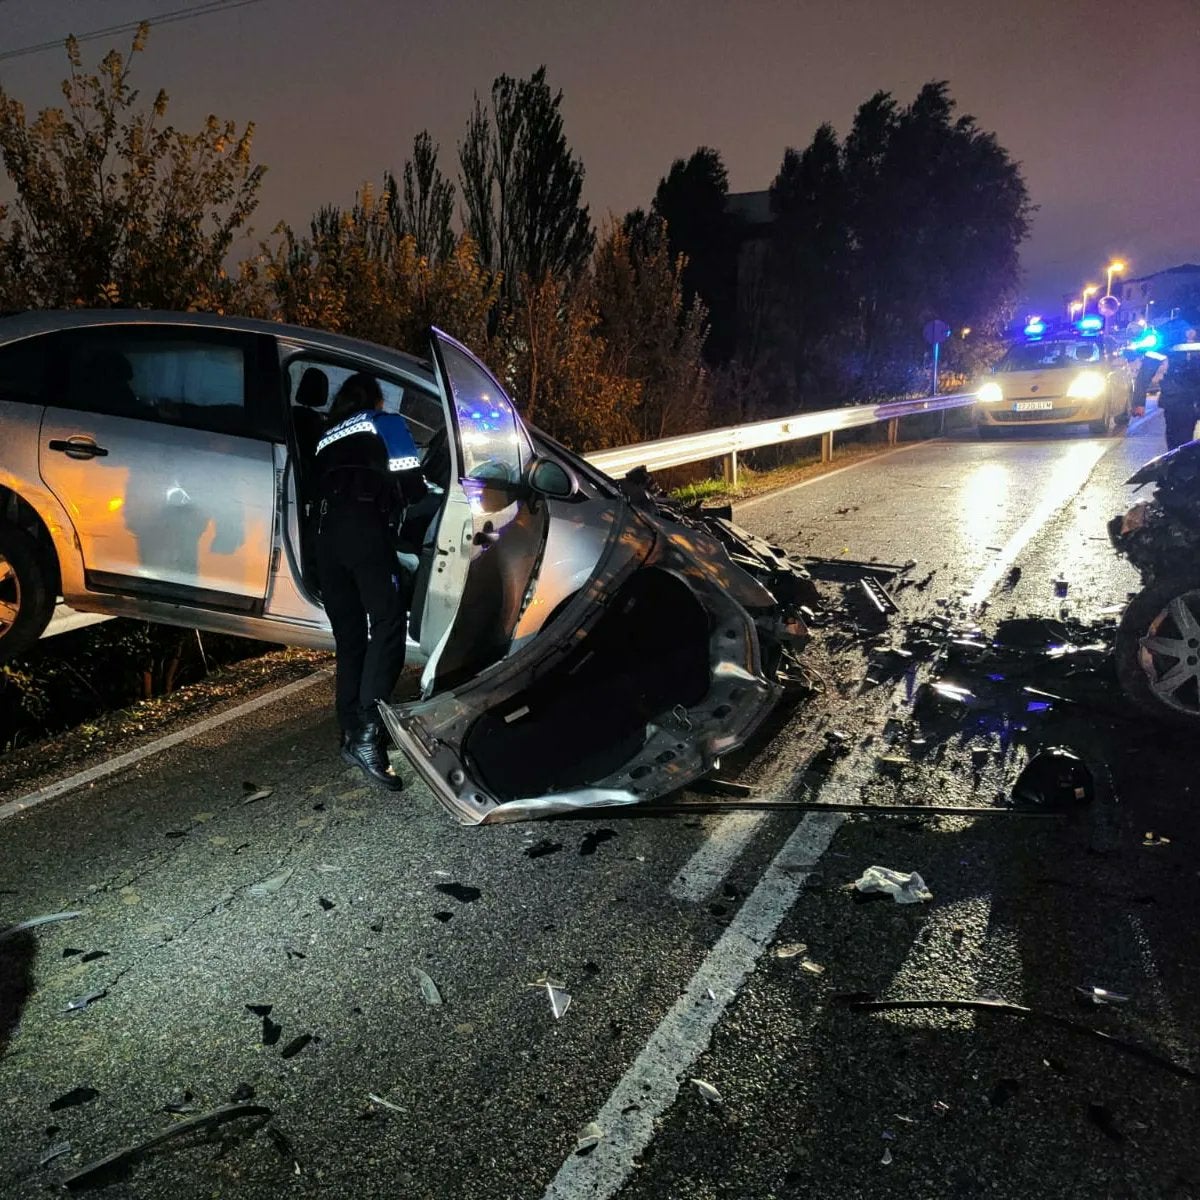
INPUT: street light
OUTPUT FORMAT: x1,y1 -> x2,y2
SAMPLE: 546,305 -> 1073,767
1105,260 -> 1126,297
1080,285 -> 1099,318
1068,301 -> 1083,319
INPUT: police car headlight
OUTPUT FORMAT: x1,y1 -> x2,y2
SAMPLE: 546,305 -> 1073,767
1067,370 -> 1105,400
978,381 -> 1003,403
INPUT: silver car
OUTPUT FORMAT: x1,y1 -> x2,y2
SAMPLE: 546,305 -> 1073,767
0,310 -> 815,823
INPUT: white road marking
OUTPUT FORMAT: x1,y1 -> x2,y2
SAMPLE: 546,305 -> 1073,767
542,812 -> 844,1200
963,441 -> 1107,608
0,670 -> 331,823
551,426 -> 1141,1198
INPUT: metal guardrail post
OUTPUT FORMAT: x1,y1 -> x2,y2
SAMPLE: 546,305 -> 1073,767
821,431 -> 834,463
887,417 -> 899,446
723,450 -> 739,488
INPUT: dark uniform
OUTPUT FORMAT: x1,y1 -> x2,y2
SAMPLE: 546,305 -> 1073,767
314,407 -> 427,788
1152,335 -> 1200,450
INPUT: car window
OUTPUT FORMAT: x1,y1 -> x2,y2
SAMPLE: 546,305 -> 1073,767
438,340 -> 528,484
60,330 -> 253,436
0,337 -> 48,405
283,357 -> 441,449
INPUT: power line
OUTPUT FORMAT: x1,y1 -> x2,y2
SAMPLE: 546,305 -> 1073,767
0,0 -> 267,63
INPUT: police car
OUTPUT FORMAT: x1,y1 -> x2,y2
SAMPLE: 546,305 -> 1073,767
975,316 -> 1134,437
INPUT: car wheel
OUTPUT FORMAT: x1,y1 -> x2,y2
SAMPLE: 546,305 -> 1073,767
0,523 -> 55,663
1087,406 -> 1117,437
1115,577 -> 1200,726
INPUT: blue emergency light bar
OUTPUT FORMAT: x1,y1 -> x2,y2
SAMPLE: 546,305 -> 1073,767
1128,329 -> 1160,351
1076,315 -> 1103,332
1023,316 -> 1045,337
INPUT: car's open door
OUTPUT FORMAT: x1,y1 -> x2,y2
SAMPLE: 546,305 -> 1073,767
414,328 -> 551,694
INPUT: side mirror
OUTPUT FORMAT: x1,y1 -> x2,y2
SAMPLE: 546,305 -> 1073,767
527,456 -> 579,500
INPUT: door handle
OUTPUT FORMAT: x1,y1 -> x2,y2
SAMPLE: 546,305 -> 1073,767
48,437 -> 109,460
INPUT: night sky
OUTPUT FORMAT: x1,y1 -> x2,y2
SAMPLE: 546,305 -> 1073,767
2,0 -> 1197,314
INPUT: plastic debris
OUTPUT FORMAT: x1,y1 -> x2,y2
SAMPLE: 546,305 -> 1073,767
1076,985 -> 1131,1006
690,1078 -> 723,1104
39,1142 -> 71,1169
0,911 -> 83,944
575,1122 -> 604,1155
248,867 -> 294,898
528,977 -> 572,1019
241,788 -> 273,806
413,968 -> 443,1006
800,959 -> 826,975
434,882 -> 481,903
1143,832 -> 1171,847
280,1033 -> 312,1059
881,1148 -> 894,1166
1011,747 -> 1093,809
368,1092 -> 405,1114
64,988 -> 108,1014
62,1103 -> 271,1191
853,865 -> 933,905
49,1087 -> 99,1112
773,943 -> 808,959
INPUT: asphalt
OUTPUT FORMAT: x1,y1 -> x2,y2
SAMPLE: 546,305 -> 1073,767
1,413 -> 1197,1200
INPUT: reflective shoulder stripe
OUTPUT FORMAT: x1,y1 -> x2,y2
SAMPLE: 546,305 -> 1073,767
315,416 -> 376,455
1145,351 -> 1167,361
388,455 -> 421,471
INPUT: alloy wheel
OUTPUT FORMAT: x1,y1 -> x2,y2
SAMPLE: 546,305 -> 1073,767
0,552 -> 21,638
1138,590 -> 1200,715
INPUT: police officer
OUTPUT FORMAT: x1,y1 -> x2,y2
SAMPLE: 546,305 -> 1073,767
314,373 -> 427,789
1154,328 -> 1200,451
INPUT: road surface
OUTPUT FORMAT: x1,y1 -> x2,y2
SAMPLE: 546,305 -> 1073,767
1,413 -> 1197,1200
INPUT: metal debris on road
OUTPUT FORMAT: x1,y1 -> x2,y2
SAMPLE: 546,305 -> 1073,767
528,977 -> 572,1019
575,1122 -> 604,1155
881,1148 -> 894,1166
61,1103 -> 272,1192
1142,832 -> 1171,847
367,1092 -> 405,1114
799,959 -> 826,975
248,867 -> 294,897
64,989 -> 108,1014
1075,985 -> 1131,1006
690,1078 -> 723,1104
241,786 -> 274,805
48,1087 -> 99,1112
525,838 -> 564,859
0,911 -> 83,944
773,943 -> 808,959
853,865 -> 932,904
413,968 -> 443,1006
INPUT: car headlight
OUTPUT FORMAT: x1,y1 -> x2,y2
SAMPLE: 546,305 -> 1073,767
978,381 -> 1003,403
1066,370 -> 1105,400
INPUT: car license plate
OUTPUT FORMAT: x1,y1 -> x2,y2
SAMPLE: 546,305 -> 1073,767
1014,400 -> 1054,412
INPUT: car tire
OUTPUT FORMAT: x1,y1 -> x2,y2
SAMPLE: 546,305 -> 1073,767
1087,406 -> 1117,437
1115,576 -> 1200,726
0,523 -> 56,663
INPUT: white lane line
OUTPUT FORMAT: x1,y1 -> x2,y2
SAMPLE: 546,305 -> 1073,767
963,441 -> 1107,608
542,812 -> 844,1200
0,669 -> 331,823
668,809 -> 765,903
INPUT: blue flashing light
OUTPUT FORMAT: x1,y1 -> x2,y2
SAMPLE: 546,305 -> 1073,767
1023,316 -> 1045,337
1129,329 -> 1160,351
1076,315 -> 1103,333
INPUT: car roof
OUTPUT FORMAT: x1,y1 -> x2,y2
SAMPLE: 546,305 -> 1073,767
0,309 -> 437,386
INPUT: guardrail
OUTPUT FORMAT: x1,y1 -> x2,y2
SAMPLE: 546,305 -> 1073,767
41,388 -> 976,643
585,390 -> 977,484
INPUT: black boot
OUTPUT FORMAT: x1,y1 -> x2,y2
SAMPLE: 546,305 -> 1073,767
345,722 -> 404,791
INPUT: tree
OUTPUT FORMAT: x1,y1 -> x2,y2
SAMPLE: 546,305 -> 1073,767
385,130 -> 455,263
593,218 -> 709,441
651,148 -> 741,364
458,67 -> 593,301
0,23 -> 264,311
842,81 -> 1032,392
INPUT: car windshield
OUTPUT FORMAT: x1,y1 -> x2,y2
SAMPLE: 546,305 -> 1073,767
997,340 -> 1102,371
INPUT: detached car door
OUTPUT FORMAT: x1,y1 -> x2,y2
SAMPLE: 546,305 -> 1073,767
38,326 -> 280,614
415,327 -> 552,693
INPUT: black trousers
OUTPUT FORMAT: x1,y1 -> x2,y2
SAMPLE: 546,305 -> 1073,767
315,509 -> 408,734
1162,401 -> 1198,451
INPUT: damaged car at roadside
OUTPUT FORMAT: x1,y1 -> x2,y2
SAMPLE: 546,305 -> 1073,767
1110,439 -> 1200,725
0,311 -> 821,823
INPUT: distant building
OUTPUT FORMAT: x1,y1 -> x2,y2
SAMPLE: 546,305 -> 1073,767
1116,263 -> 1200,326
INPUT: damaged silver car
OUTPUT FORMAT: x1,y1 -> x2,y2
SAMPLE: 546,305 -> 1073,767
0,311 -> 818,821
